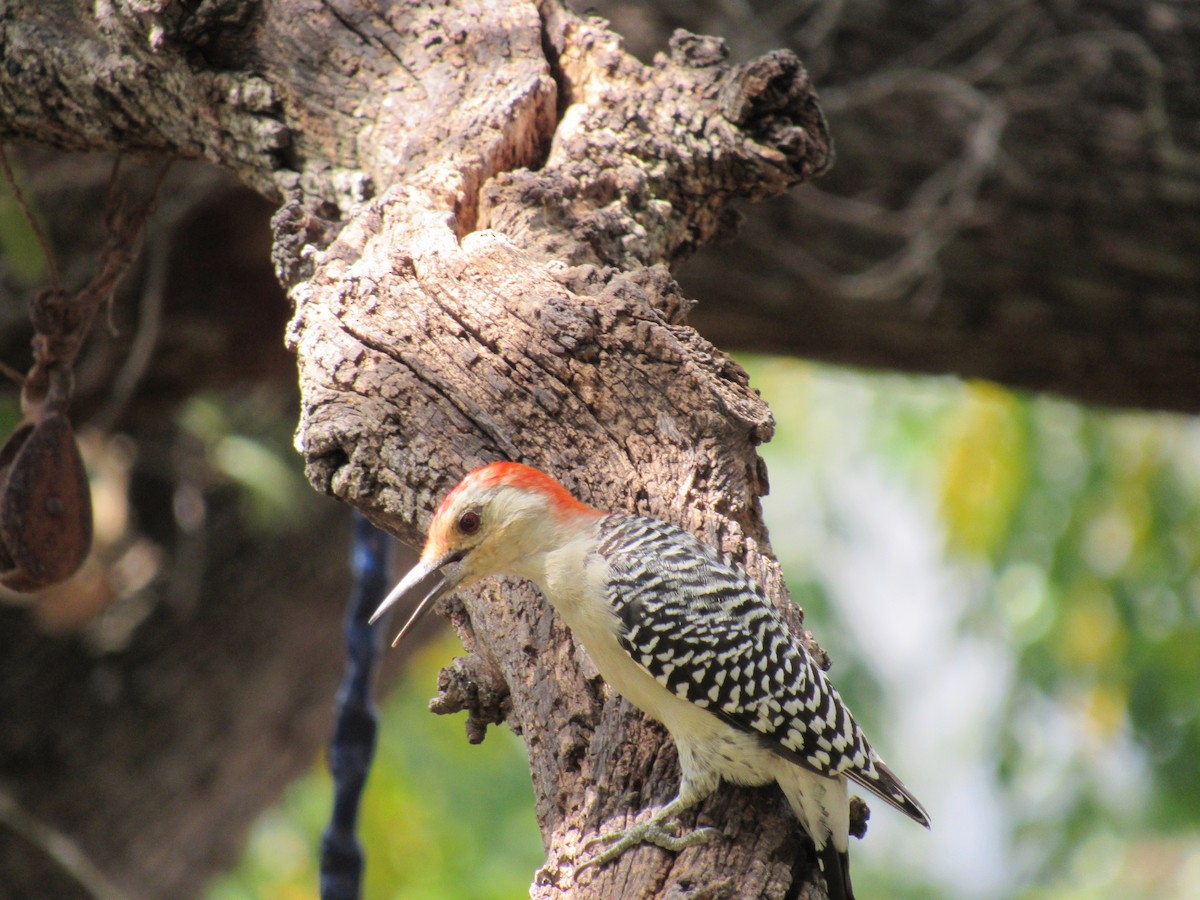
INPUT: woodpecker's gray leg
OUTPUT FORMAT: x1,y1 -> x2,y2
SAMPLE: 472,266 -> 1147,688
574,795 -> 722,875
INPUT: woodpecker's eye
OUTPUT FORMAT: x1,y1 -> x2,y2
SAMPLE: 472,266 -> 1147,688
458,510 -> 481,535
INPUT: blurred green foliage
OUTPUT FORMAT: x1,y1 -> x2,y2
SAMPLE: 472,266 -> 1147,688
179,392 -> 317,533
208,633 -> 542,900
211,357 -> 1200,899
0,174 -> 49,287
747,357 -> 1200,899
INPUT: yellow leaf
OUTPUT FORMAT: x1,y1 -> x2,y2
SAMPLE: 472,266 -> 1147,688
940,382 -> 1027,556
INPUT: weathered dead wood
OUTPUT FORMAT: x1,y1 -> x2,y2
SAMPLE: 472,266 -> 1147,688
285,5 -> 835,896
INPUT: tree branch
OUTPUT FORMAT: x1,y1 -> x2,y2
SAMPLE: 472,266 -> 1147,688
628,0 -> 1200,413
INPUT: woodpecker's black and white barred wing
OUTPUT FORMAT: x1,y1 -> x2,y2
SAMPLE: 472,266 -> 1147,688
596,514 -> 929,828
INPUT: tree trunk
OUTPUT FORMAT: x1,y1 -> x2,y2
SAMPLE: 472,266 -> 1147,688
285,4 -> 834,895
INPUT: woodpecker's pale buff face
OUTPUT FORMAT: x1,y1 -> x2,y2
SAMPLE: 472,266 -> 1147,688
369,462 -> 600,643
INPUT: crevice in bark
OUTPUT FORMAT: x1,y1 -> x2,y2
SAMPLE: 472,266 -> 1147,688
537,0 -> 573,122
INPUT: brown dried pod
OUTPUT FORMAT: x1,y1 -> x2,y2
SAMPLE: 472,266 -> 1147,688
0,413 -> 93,592
0,421 -> 35,576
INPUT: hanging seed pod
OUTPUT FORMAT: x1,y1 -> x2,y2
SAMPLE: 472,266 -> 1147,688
0,413 -> 93,592
0,421 -> 35,577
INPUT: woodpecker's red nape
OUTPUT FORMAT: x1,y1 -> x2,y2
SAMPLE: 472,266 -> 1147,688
436,462 -> 602,522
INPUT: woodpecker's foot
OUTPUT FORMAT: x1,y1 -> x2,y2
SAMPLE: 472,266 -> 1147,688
574,818 -> 721,875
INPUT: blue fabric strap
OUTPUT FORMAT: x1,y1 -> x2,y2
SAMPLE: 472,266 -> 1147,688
320,513 -> 391,900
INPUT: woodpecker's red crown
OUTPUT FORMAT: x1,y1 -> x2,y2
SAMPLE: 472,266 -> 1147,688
435,462 -> 599,524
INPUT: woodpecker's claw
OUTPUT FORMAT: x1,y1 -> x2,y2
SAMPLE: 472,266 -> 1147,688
574,816 -> 721,876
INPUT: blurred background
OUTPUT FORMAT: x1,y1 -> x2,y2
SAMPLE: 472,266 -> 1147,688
208,355 -> 1200,900
3,1 -> 1198,897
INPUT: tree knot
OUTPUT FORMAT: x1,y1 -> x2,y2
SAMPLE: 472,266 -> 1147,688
720,50 -> 834,180
429,653 -> 512,744
668,30 -> 730,68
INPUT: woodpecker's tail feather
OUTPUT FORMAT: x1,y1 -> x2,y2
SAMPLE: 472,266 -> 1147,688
847,757 -> 930,829
817,842 -> 854,900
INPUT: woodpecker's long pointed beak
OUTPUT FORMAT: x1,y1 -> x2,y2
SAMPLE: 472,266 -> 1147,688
369,553 -> 465,647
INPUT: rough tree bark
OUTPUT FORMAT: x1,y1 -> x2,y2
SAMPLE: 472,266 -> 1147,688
1,1 -> 842,898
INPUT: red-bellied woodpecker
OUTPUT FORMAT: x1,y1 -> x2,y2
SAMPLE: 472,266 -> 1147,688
370,462 -> 929,899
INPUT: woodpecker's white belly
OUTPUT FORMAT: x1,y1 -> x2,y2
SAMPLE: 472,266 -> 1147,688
575,595 -> 779,786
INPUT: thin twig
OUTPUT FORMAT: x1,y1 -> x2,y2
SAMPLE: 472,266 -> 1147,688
0,786 -> 125,900
0,360 -> 25,387
87,160 -> 173,333
90,227 -> 169,431
794,69 -> 1005,304
109,162 -> 172,336
0,144 -> 61,290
